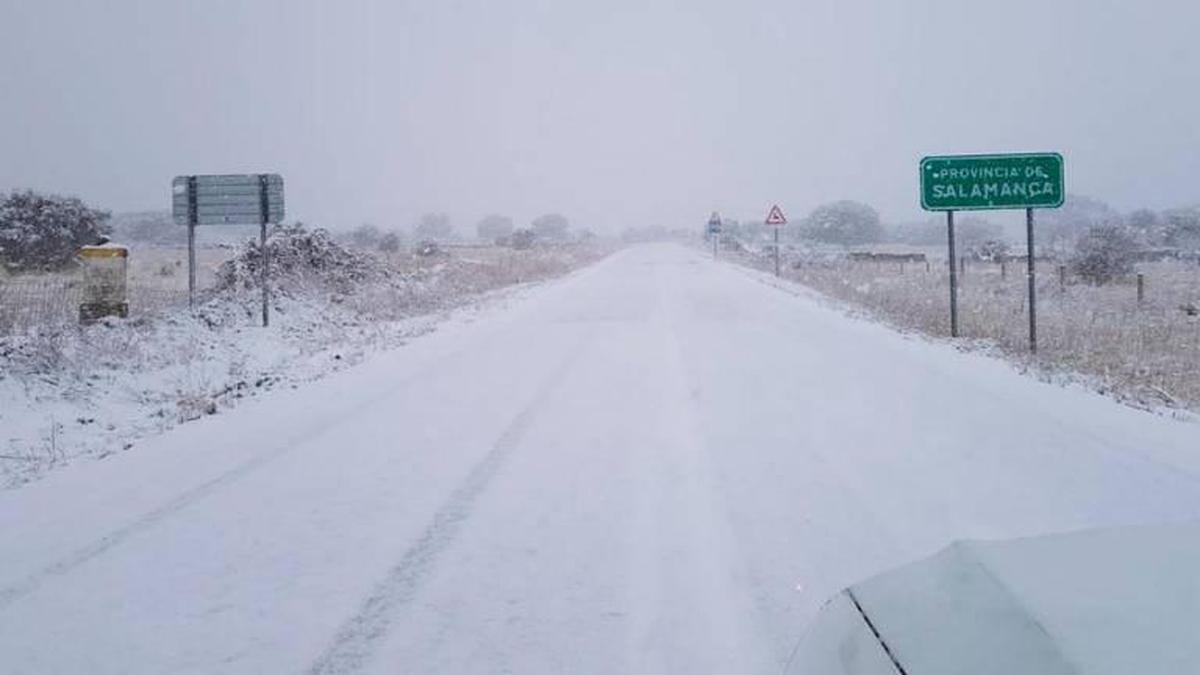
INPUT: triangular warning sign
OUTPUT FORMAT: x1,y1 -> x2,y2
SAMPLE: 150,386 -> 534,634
765,204 -> 787,225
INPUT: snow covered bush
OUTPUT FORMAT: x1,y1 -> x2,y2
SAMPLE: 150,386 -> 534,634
973,239 -> 1011,262
1071,224 -> 1137,285
798,201 -> 883,245
531,213 -> 571,243
214,223 -> 386,296
1161,205 -> 1200,251
510,229 -> 536,249
377,232 -> 402,254
0,190 -> 111,270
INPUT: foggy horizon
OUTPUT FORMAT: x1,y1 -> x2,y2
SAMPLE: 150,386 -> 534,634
2,0 -> 1198,232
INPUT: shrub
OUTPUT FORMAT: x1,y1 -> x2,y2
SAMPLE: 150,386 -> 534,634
0,190 -> 111,270
1071,224 -> 1138,285
799,201 -> 883,245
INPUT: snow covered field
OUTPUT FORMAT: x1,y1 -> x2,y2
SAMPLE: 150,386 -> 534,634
727,243 -> 1200,414
0,230 -> 610,488
3,243 -> 1200,673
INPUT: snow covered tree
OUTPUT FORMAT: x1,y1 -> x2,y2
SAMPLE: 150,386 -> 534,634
414,213 -> 453,242
1125,208 -> 1165,247
476,214 -> 514,243
1041,195 -> 1121,253
346,223 -> 382,249
531,213 -> 570,242
1071,223 -> 1138,285
510,228 -> 536,249
972,239 -> 1011,262
0,190 -> 111,270
377,231 -> 401,254
1162,205 -> 1200,250
798,200 -> 883,246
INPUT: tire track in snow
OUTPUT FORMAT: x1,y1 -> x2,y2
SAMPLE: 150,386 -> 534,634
0,343 -> 479,611
307,342 -> 585,675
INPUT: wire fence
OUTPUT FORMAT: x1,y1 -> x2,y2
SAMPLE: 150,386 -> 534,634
0,274 -> 193,335
731,248 -> 1200,409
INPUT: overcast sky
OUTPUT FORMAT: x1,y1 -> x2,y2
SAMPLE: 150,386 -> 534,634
1,0 -> 1197,232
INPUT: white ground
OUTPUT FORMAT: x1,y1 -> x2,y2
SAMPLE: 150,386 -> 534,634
4,243 -> 1200,673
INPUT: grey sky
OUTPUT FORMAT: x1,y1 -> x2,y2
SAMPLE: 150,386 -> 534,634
1,0 -> 1197,232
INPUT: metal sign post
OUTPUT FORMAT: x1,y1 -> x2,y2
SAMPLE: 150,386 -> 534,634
774,228 -> 780,276
1026,208 -> 1037,353
919,153 -> 1063,349
258,174 -> 271,327
187,176 -> 198,308
947,210 -> 959,337
765,204 -> 787,277
173,173 -> 284,325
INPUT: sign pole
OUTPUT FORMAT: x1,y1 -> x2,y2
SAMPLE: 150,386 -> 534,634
713,232 -> 718,260
258,174 -> 270,328
773,227 -> 780,277
187,176 -> 197,309
1026,207 -> 1037,353
947,210 -> 959,337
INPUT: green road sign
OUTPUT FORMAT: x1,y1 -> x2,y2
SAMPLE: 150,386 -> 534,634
920,153 -> 1064,211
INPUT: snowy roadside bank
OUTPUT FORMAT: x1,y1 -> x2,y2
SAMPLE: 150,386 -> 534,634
715,243 -> 1200,420
0,227 -> 614,488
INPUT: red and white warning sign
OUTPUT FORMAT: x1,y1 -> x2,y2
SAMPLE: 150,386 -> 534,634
765,204 -> 787,225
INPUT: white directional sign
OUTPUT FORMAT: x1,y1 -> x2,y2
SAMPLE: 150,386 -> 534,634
172,174 -> 285,225
765,204 -> 787,225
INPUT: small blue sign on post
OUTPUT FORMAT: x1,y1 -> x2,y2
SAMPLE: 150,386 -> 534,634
707,212 -> 722,236
706,212 -> 722,259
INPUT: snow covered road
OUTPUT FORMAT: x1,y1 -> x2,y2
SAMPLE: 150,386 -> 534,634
5,243 -> 1200,673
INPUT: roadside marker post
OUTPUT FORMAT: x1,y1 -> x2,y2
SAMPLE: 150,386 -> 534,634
765,204 -> 787,277
173,173 -> 285,326
920,153 -> 1064,351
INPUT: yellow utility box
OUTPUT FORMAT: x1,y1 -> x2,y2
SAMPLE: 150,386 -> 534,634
78,244 -> 129,323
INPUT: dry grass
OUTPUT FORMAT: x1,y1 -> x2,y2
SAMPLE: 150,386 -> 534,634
351,245 -> 611,320
732,248 -> 1200,411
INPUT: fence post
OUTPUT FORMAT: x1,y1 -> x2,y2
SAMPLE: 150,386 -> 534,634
1137,273 -> 1145,304
1001,261 -> 1007,279
1058,265 -> 1066,290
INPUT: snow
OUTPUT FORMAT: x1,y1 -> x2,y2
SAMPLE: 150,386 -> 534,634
3,243 -> 1200,673
1,230 -> 606,488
